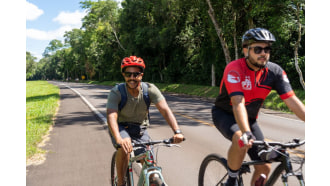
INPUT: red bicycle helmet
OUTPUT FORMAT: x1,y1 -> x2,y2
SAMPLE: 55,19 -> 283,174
121,56 -> 145,72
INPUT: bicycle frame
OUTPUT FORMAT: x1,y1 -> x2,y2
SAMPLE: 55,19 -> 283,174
198,139 -> 304,186
238,144 -> 304,186
127,145 -> 165,186
265,151 -> 304,186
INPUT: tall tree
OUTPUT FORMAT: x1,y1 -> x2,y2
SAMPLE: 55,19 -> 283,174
26,52 -> 37,79
43,39 -> 63,57
205,0 -> 231,64
291,0 -> 305,89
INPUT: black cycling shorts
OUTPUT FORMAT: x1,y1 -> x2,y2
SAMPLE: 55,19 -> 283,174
212,106 -> 264,160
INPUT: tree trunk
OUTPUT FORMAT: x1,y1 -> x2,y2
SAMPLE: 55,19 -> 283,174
205,0 -> 231,64
293,2 -> 305,89
233,12 -> 238,60
112,28 -> 126,51
248,18 -> 254,29
211,63 -> 215,86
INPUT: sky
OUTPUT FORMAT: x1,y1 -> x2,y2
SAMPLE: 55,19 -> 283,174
26,0 -> 122,61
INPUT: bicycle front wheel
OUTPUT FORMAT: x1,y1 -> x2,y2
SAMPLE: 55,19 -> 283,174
198,154 -> 228,186
149,176 -> 165,186
110,151 -> 131,186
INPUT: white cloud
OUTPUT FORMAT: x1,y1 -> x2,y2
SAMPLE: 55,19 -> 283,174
27,10 -> 86,41
29,51 -> 43,62
53,10 -> 87,27
26,25 -> 74,41
26,1 -> 44,21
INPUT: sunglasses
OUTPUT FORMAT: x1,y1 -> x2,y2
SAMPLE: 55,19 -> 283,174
250,46 -> 271,54
124,72 -> 142,78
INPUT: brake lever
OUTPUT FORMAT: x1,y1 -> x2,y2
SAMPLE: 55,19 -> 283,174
165,144 -> 181,148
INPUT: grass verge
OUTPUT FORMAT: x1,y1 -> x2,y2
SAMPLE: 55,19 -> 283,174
85,80 -> 304,113
26,81 -> 59,160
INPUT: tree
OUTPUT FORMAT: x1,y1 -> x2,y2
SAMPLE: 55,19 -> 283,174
43,39 -> 63,57
205,0 -> 231,64
292,0 -> 305,89
26,52 -> 37,79
36,0 -> 305,89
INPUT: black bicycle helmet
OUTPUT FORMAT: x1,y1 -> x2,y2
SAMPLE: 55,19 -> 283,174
242,28 -> 276,48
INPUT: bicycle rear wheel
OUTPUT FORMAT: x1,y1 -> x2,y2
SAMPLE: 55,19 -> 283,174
110,151 -> 131,186
198,153 -> 228,186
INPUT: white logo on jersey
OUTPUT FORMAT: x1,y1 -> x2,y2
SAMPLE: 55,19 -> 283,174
242,76 -> 252,90
227,71 -> 240,83
283,74 -> 290,83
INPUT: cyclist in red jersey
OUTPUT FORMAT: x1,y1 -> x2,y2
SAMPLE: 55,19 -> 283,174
212,28 -> 305,186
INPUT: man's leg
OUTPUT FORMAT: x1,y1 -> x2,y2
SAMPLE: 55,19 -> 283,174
227,131 -> 248,170
247,121 -> 271,185
250,164 -> 271,186
225,131 -> 249,185
116,147 -> 130,186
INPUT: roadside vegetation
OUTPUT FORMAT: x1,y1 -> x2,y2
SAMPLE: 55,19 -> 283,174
26,0 -> 305,92
86,80 -> 304,113
26,81 -> 59,159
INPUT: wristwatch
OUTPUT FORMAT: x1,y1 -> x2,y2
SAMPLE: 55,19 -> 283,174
174,129 -> 182,134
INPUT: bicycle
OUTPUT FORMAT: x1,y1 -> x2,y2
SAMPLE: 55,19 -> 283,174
111,138 -> 183,186
198,138 -> 305,186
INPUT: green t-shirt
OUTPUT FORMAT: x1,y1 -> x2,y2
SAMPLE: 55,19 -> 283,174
106,82 -> 165,126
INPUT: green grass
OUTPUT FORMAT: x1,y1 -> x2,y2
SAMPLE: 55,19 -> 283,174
26,81 -> 59,159
86,80 -> 304,113
263,90 -> 305,113
154,83 -> 219,98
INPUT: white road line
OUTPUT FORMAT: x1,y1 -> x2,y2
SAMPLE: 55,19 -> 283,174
65,85 -> 108,127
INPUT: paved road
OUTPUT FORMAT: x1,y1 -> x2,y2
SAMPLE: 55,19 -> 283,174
26,81 -> 305,186
26,84 -> 113,186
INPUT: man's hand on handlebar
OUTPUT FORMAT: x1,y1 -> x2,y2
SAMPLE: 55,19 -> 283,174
117,137 -> 133,154
172,133 -> 185,144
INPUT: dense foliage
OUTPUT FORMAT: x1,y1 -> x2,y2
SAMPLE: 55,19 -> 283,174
26,0 -> 305,89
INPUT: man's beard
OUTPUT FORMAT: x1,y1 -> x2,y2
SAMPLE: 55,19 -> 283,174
126,80 -> 139,89
248,56 -> 268,68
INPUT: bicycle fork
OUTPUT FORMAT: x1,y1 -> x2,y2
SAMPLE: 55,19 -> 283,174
280,152 -> 305,186
128,147 -> 166,186
137,165 -> 165,186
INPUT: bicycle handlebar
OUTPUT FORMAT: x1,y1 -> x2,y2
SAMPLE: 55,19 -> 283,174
253,138 -> 305,149
132,137 -> 186,147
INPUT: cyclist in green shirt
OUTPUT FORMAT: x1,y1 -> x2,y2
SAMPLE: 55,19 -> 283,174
106,56 -> 184,186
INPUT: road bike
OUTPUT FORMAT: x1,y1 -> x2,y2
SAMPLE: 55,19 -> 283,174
198,138 -> 305,186
111,138 -> 182,186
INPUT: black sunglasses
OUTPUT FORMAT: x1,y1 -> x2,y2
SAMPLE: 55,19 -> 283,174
250,46 -> 271,54
124,72 -> 142,78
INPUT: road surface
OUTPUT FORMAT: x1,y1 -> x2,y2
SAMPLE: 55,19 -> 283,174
26,81 -> 305,186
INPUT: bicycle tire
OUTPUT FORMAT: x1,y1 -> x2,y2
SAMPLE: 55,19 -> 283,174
110,151 -> 131,186
149,176 -> 165,186
198,153 -> 228,186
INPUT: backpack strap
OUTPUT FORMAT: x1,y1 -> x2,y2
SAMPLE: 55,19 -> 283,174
141,82 -> 150,110
117,83 -> 127,111
117,82 -> 151,113
141,82 -> 151,121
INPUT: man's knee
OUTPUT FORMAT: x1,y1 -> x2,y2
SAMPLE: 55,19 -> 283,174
254,164 -> 271,175
231,131 -> 246,152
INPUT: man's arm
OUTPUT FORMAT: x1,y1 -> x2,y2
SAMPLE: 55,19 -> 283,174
231,95 -> 251,133
155,99 -> 184,143
107,108 -> 132,153
283,95 -> 305,121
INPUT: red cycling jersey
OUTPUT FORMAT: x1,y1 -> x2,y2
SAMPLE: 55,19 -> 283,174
214,58 -> 295,119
